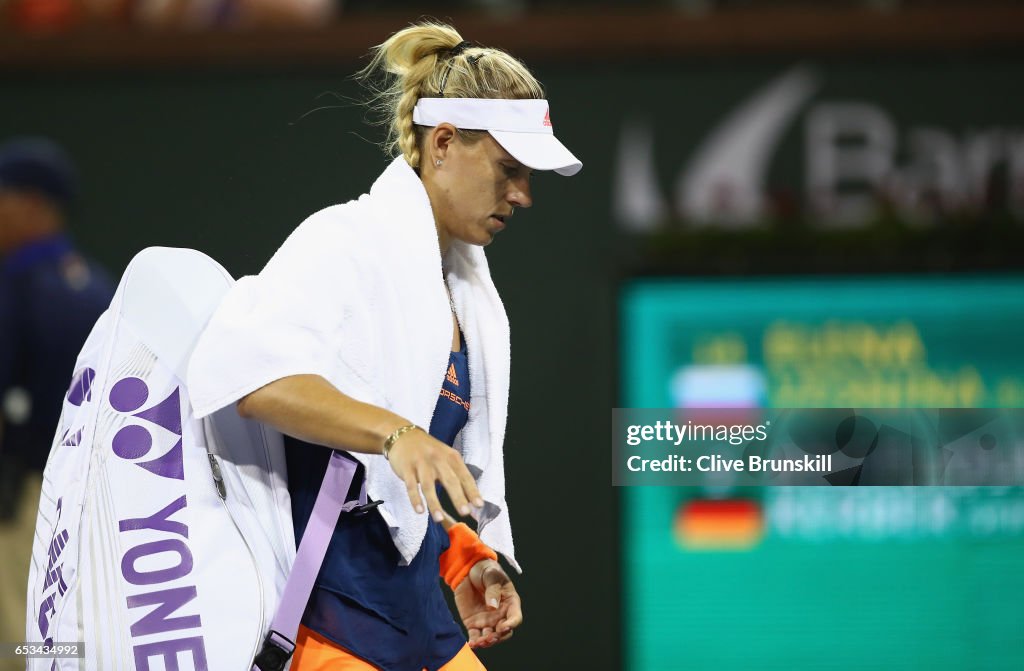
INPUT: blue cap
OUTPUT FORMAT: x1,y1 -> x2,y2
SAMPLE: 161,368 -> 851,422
0,137 -> 77,208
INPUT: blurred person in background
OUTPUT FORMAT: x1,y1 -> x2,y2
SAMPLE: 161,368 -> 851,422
0,137 -> 114,660
186,20 -> 580,671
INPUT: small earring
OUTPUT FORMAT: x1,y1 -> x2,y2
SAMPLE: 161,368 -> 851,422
435,159 -> 443,166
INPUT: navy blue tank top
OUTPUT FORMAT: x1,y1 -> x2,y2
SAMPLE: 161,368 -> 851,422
285,334 -> 471,670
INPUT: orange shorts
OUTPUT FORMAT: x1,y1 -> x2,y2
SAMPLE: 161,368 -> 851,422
290,625 -> 486,671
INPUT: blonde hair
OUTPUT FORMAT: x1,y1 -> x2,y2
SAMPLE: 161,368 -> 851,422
357,21 -> 545,169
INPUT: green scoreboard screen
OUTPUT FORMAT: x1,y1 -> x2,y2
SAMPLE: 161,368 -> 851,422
620,276 -> 1024,671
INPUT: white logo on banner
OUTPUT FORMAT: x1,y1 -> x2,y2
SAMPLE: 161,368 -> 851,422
615,65 -> 1024,230
677,66 -> 819,228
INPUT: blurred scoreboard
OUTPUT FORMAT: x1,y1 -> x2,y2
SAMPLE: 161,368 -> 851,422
620,276 -> 1024,671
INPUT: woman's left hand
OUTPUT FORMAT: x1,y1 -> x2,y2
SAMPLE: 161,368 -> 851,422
453,558 -> 523,649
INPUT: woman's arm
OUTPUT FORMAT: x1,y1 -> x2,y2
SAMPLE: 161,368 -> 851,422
237,373 -> 483,520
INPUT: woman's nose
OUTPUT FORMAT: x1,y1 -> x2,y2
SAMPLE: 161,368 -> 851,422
508,179 -> 532,209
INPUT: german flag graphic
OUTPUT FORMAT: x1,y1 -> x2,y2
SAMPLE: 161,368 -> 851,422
674,499 -> 764,551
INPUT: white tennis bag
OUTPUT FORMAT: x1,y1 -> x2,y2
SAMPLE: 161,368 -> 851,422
26,247 -> 297,670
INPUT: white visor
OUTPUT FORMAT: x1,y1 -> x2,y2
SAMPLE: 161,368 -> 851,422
412,98 -> 582,176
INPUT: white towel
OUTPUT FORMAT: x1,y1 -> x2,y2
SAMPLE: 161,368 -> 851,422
187,156 -> 519,572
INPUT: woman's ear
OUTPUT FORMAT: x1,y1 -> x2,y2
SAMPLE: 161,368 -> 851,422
426,123 -> 458,166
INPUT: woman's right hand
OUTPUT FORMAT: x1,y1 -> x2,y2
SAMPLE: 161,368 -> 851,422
386,427 -> 484,522
236,375 -> 483,520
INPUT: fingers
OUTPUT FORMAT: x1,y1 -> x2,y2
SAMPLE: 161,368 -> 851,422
470,626 -> 497,650
497,588 -> 523,633
387,431 -> 483,519
436,463 -> 472,517
402,474 -> 424,515
470,621 -> 515,649
417,462 -> 446,521
464,600 -> 520,649
454,460 -> 484,509
485,601 -> 520,648
472,572 -> 523,648
484,581 -> 503,611
436,449 -> 484,515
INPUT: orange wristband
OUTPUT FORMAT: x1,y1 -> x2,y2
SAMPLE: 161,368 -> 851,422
439,522 -> 498,589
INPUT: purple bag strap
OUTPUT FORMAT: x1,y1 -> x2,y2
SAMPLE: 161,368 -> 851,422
251,451 -> 373,671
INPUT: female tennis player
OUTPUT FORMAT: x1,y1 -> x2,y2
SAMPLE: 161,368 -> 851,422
187,20 -> 581,671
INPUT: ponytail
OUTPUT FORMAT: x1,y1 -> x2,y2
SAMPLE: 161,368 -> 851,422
357,20 -> 544,168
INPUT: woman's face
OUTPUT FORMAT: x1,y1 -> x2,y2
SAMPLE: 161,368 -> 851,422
423,126 -> 533,249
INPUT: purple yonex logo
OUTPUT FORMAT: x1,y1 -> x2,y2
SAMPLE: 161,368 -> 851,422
117,496 -> 210,671
109,375 -> 210,670
108,377 -> 184,480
